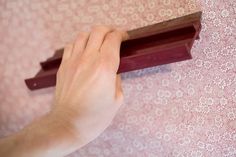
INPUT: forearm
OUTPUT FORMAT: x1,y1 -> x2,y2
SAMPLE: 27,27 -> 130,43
0,112 -> 83,157
0,26 -> 126,157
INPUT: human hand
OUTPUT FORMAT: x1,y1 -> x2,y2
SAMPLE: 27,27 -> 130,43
0,26 -> 128,157
52,26 -> 128,146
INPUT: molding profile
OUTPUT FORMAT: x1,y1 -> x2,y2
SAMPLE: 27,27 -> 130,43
25,11 -> 202,90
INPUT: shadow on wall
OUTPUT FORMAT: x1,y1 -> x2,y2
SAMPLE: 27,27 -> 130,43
121,64 -> 172,80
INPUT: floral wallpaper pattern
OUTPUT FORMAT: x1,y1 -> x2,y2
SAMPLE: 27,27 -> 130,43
0,0 -> 236,156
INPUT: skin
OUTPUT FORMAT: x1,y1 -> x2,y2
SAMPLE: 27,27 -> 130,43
0,26 -> 129,157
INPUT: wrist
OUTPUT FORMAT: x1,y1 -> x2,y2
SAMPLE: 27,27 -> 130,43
7,112 -> 83,157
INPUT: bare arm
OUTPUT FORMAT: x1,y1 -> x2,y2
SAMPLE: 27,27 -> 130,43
0,26 -> 128,157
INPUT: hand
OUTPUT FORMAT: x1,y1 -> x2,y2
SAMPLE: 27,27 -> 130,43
52,26 -> 128,146
0,26 -> 128,157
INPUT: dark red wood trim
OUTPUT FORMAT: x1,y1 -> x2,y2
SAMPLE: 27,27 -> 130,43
25,11 -> 202,90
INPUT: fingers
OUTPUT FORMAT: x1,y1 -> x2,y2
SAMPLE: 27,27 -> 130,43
61,26 -> 128,74
84,26 -> 114,55
100,30 -> 129,72
71,32 -> 90,59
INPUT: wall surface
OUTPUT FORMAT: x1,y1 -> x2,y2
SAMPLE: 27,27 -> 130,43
0,0 -> 236,156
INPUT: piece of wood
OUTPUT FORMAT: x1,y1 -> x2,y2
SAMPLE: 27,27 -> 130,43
25,11 -> 202,90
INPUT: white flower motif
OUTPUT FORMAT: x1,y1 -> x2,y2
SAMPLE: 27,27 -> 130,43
178,7 -> 185,15
137,83 -> 143,91
147,1 -> 155,9
143,93 -> 153,101
220,97 -> 228,106
172,149 -> 185,157
138,127 -> 150,136
206,144 -> 214,152
127,115 -> 138,124
211,32 -> 220,43
195,59 -> 203,67
220,63 -> 229,72
189,3 -> 197,10
110,11 -> 117,18
233,94 -> 236,103
164,90 -> 172,98
155,108 -> 163,116
178,137 -> 191,145
171,71 -> 182,82
118,123 -> 125,130
148,140 -> 161,149
196,116 -> 205,125
232,19 -> 236,27
147,116 -> 154,124
163,133 -> 171,141
199,96 -> 207,106
158,9 -> 166,17
137,4 -> 145,13
125,125 -> 132,132
190,150 -> 203,157
183,102 -> 191,111
206,97 -> 214,106
222,132 -> 232,141
171,107 -> 179,116
131,13 -> 139,21
113,131 -> 124,140
221,45 -> 235,56
166,9 -> 173,16
121,6 -> 134,15
223,147 -> 236,156
138,114 -> 147,122
162,0 -> 170,5
233,133 -> 236,141
126,146 -> 133,154
221,9 -> 230,17
207,11 -> 216,19
121,7 -> 129,15
132,139 -> 144,150
225,61 -> 234,70
206,0 -> 214,7
203,61 -> 212,69
165,124 -> 177,133
227,111 -> 236,120
213,18 -> 221,26
176,90 -> 183,98
187,87 -> 195,95
114,18 -> 127,25
146,13 -> 154,21
88,5 -> 100,13
155,131 -> 163,139
224,26 -> 233,35
162,79 -> 170,86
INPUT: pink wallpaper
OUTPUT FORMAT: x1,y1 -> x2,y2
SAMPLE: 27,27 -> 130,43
0,0 -> 236,156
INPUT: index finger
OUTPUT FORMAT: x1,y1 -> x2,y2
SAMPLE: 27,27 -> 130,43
100,30 -> 129,72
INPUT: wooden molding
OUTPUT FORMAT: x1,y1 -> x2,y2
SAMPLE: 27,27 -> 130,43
25,11 -> 202,90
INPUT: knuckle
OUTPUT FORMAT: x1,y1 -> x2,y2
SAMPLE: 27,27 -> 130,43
106,31 -> 122,41
108,31 -> 118,38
